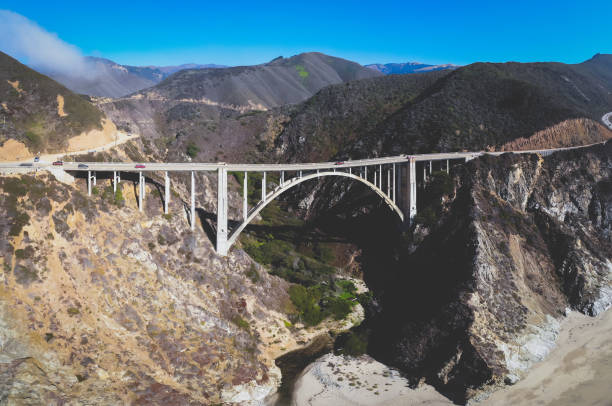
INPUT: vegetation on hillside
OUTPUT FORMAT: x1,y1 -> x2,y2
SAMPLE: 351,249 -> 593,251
273,56 -> 612,162
237,194 -> 358,326
0,51 -> 104,152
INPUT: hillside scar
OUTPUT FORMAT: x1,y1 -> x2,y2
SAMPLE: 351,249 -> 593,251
57,94 -> 68,117
7,79 -> 23,95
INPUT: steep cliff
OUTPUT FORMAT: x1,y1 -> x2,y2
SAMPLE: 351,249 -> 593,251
0,168 -> 360,404
368,142 -> 611,402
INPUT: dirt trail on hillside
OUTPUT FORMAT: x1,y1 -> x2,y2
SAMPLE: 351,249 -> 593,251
0,121 -> 139,162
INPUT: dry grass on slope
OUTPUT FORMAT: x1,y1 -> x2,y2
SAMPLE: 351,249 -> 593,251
499,118 -> 612,151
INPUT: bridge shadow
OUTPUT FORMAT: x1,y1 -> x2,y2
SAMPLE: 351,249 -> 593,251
195,208 -> 217,247
68,170 -> 169,214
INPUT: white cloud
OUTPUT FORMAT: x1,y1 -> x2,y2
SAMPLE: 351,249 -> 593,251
0,9 -> 97,78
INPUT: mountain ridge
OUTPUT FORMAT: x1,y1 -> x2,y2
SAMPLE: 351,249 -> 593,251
40,56 -> 227,98
272,54 -> 612,162
140,52 -> 382,109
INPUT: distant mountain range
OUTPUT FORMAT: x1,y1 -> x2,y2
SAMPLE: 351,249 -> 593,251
40,57 -> 228,98
140,52 -> 382,109
365,62 -> 458,75
4,48 -> 611,164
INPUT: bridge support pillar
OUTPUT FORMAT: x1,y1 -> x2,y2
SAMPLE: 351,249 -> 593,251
93,172 -> 96,186
446,159 -> 449,173
401,159 -> 417,225
190,171 -> 195,230
164,171 -> 169,215
429,161 -> 432,174
379,165 -> 382,189
392,163 -> 396,203
113,171 -> 117,193
243,171 -> 247,221
387,168 -> 390,197
217,168 -> 228,256
138,172 -> 142,211
138,171 -> 143,211
87,171 -> 91,196
261,171 -> 267,202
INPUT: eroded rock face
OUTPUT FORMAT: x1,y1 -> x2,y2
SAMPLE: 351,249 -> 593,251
0,173 -> 340,405
370,142 -> 611,403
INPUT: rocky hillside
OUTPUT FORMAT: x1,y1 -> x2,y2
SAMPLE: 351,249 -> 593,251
365,142 -> 611,403
139,52 -> 381,110
98,54 -> 612,165
43,57 -> 227,98
272,54 -> 612,161
0,51 -> 108,157
0,158 -> 366,404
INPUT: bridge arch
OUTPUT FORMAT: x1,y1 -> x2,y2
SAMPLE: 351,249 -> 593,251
226,170 -> 404,251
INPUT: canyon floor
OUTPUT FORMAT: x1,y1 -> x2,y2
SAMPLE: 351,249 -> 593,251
291,308 -> 612,406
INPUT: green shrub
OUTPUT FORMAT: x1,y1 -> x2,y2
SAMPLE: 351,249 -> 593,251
231,315 -> 250,331
415,206 -> 438,227
339,332 -> 368,356
314,244 -> 335,263
23,131 -> 42,149
289,284 -> 325,326
9,211 -> 30,236
326,296 -> 354,320
246,264 -> 260,283
186,143 -> 200,158
67,307 -> 80,316
114,187 -> 125,206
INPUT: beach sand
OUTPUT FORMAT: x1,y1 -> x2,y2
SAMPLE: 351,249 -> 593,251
291,309 -> 612,406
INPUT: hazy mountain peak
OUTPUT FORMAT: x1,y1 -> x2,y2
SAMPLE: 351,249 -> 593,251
366,62 -> 458,75
144,51 -> 381,109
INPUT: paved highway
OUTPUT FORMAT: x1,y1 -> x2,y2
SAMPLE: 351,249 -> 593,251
0,142 -> 605,173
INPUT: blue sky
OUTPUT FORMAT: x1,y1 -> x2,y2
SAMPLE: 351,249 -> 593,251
1,0 -> 611,67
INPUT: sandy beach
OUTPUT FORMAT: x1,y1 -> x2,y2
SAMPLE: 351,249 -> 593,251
291,308 -> 612,406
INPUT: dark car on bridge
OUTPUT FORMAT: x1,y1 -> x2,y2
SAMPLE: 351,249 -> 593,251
78,163 -> 88,169
52,161 -> 63,166
135,164 -> 146,169
335,161 -> 344,165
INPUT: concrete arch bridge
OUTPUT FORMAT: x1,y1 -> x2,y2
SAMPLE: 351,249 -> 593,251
0,145 -> 595,256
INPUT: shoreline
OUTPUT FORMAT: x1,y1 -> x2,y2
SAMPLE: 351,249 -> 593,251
291,308 -> 612,405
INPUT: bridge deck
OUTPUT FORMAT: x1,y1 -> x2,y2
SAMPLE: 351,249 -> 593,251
0,143 -> 601,172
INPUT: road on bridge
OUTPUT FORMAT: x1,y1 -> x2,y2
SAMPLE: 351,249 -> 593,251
0,142 -> 605,173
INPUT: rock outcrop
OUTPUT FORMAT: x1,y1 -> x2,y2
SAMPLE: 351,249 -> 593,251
366,142 -> 611,403
0,171 -> 356,404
